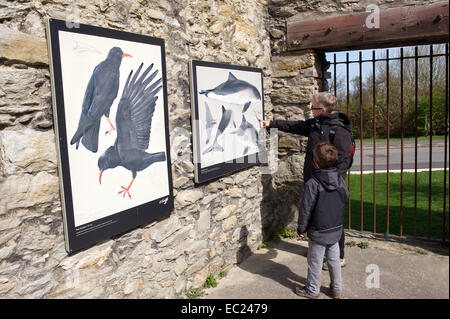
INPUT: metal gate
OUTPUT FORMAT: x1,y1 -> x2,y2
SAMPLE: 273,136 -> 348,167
327,44 -> 449,244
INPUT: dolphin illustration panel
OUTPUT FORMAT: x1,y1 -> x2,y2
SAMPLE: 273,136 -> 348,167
189,60 -> 264,184
47,19 -> 173,253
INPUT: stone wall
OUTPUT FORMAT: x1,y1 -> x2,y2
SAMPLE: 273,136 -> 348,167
0,0 -> 274,298
0,0 -> 440,298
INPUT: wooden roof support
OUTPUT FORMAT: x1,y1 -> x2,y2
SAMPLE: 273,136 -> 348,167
287,1 -> 449,51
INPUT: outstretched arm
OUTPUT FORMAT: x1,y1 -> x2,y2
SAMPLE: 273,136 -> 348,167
260,119 -> 312,136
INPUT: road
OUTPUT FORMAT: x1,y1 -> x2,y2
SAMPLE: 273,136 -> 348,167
351,139 -> 448,172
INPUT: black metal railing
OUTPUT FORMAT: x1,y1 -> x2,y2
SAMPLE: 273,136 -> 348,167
327,44 -> 449,244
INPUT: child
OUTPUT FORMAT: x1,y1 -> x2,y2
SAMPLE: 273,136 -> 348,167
295,141 -> 349,299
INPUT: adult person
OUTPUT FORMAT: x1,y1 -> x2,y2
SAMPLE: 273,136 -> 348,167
260,92 -> 353,268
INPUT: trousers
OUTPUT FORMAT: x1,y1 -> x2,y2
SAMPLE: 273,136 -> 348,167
306,240 -> 342,297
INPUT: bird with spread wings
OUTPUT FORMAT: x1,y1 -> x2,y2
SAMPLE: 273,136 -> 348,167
98,62 -> 166,198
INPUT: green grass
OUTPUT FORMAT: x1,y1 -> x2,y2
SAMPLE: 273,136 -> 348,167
402,246 -> 429,255
415,248 -> 428,255
257,242 -> 268,250
271,226 -> 297,239
357,242 -> 369,249
297,235 -> 309,241
257,226 -> 298,250
186,288 -> 205,299
345,240 -> 357,247
219,270 -> 229,279
346,170 -> 449,240
280,228 -> 297,239
203,274 -> 218,288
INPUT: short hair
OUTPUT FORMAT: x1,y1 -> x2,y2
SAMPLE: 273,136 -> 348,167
313,141 -> 338,169
312,92 -> 338,113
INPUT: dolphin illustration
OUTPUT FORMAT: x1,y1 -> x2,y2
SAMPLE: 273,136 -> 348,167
231,114 -> 259,155
242,145 -> 259,155
199,72 -> 261,113
243,142 -> 259,156
231,114 -> 260,156
234,133 -> 258,156
204,101 -> 217,145
202,105 -> 232,154
231,114 -> 259,143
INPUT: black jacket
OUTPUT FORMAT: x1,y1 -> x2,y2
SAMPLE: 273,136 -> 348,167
298,166 -> 348,245
270,112 -> 353,182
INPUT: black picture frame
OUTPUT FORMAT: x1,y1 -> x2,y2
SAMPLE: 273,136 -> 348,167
46,18 -> 173,254
189,60 -> 265,184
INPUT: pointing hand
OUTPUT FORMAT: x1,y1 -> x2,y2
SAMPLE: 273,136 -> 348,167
259,119 -> 270,128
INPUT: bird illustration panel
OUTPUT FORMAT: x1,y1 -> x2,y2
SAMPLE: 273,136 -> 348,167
47,19 -> 173,253
190,60 -> 264,184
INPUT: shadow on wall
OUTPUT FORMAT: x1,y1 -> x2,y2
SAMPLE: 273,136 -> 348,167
259,173 -> 303,242
260,174 -> 278,241
236,225 -> 251,264
234,171 -> 304,266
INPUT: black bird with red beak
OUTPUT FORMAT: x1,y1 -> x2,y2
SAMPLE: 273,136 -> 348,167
98,62 -> 166,198
71,47 -> 132,152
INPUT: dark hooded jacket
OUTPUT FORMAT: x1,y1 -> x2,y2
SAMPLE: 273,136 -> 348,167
270,112 -> 353,182
298,166 -> 349,245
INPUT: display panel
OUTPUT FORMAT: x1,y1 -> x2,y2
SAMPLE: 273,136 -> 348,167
47,19 -> 173,253
190,60 -> 264,184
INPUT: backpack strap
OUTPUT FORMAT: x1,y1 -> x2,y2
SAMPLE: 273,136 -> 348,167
318,123 -> 336,143
329,127 -> 336,144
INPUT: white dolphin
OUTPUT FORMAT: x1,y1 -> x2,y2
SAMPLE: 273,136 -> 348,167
199,72 -> 261,113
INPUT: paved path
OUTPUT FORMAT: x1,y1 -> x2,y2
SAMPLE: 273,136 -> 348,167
204,236 -> 449,299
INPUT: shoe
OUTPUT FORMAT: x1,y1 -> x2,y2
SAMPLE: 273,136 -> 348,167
340,258 -> 346,268
295,286 -> 320,299
328,284 -> 341,299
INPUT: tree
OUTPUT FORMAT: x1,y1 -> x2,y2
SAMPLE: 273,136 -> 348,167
330,44 -> 448,139
405,88 -> 448,136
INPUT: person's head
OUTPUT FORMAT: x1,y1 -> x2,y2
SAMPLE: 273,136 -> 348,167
313,141 -> 338,169
311,92 -> 338,118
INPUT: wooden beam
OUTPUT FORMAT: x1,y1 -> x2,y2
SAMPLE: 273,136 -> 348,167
287,1 -> 449,52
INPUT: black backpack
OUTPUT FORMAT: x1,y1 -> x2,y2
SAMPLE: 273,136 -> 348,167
320,124 -> 356,169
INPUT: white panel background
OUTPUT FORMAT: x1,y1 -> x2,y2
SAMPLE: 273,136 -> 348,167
58,31 -> 169,227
